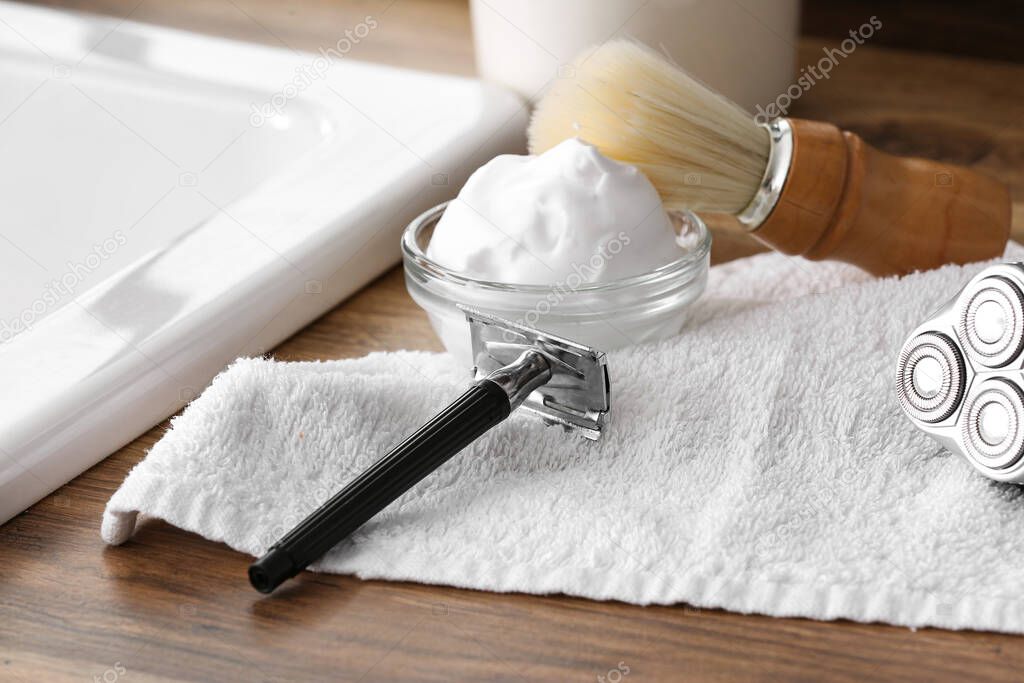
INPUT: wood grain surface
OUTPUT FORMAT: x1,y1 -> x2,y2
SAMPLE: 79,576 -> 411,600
3,1 -> 1024,681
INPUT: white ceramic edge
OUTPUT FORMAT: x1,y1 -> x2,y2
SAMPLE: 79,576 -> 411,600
0,2 -> 527,523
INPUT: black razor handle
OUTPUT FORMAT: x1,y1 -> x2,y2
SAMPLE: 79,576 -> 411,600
248,379 -> 511,593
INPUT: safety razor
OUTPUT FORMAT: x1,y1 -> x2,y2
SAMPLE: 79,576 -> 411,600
896,262 -> 1024,483
249,306 -> 611,593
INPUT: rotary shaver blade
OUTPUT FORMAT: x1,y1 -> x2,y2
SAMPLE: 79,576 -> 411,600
896,263 -> 1024,482
956,274 -> 1024,368
896,332 -> 965,424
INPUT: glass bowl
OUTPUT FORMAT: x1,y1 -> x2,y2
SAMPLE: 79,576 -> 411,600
402,201 -> 711,363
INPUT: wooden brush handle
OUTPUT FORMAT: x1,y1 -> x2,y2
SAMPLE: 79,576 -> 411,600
751,118 -> 1011,276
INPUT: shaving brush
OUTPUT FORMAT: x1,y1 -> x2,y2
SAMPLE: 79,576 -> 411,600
529,40 -> 1011,276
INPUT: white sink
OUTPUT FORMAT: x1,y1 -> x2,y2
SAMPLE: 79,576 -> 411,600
0,1 -> 526,523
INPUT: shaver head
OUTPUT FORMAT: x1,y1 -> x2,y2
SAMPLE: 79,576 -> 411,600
896,262 -> 1024,482
461,306 -> 610,440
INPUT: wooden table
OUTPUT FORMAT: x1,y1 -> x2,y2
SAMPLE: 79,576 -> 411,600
4,1 -> 1024,681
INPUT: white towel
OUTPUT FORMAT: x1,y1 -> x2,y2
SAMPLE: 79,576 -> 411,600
103,244 -> 1024,634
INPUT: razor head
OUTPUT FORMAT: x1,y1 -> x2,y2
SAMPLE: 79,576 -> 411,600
896,262 -> 1024,482
461,306 -> 610,440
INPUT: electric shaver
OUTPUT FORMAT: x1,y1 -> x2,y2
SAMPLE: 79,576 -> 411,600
896,263 -> 1024,483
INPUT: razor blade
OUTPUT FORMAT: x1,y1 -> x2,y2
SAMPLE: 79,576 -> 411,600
250,307 -> 611,593
463,306 -> 611,439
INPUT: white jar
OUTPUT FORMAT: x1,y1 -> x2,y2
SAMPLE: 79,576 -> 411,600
469,0 -> 799,112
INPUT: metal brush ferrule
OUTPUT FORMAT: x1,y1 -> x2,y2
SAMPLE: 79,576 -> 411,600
737,118 -> 794,231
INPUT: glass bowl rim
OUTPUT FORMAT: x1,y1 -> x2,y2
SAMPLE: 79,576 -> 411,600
401,201 -> 712,294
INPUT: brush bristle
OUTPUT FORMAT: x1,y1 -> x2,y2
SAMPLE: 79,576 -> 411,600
528,40 -> 770,215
